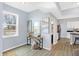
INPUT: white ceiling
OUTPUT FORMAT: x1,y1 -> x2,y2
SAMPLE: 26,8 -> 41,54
5,2 -> 56,12
4,2 -> 79,19
58,2 -> 79,11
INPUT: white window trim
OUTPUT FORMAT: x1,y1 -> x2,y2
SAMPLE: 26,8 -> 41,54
2,11 -> 19,38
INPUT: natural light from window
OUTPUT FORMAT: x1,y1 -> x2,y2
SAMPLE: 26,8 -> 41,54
2,11 -> 19,38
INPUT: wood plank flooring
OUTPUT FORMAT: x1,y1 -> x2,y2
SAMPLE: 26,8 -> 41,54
3,38 -> 79,56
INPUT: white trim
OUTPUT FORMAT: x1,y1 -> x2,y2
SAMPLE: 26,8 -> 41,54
2,11 -> 19,38
2,42 -> 27,52
43,46 -> 51,51
2,34 -> 18,38
43,44 -> 52,51
3,11 -> 18,16
53,40 -> 57,45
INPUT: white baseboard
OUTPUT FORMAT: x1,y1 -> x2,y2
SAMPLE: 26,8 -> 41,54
60,37 -> 69,39
53,40 -> 57,45
43,46 -> 51,51
2,42 -> 27,52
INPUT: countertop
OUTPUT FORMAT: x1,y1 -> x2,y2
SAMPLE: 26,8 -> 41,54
67,30 -> 79,32
70,32 -> 79,35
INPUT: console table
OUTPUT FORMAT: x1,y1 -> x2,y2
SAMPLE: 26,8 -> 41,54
27,35 -> 43,49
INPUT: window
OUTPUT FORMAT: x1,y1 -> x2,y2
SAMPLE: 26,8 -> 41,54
33,21 -> 40,36
2,11 -> 19,38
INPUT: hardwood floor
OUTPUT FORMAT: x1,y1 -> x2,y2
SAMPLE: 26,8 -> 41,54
51,39 -> 72,56
3,38 -> 79,56
3,45 -> 51,56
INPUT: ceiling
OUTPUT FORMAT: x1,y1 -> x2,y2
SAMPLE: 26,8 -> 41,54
5,2 -> 56,12
4,2 -> 79,19
57,2 -> 79,11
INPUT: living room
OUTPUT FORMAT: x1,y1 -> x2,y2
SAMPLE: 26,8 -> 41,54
0,2 -> 79,56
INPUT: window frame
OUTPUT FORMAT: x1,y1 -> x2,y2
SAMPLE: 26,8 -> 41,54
2,11 -> 19,38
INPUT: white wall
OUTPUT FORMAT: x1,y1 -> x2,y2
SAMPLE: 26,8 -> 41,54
67,21 -> 79,29
59,20 -> 67,38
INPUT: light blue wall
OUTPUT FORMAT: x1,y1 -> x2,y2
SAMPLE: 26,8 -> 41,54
1,3 -> 28,51
0,3 -> 3,53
